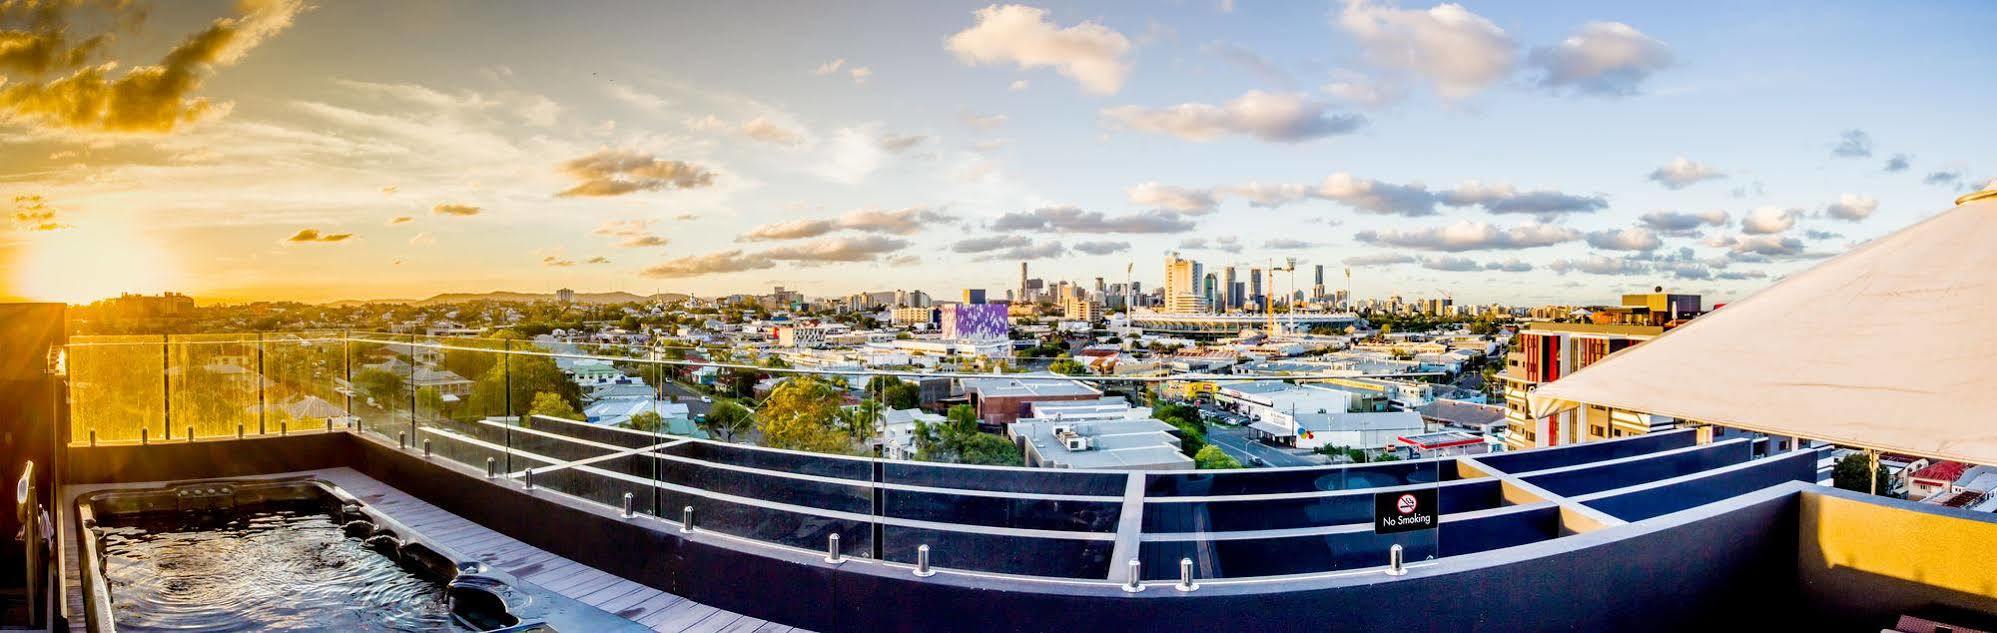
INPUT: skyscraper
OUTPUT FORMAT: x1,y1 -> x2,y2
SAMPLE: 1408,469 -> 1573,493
1223,266 -> 1238,310
1313,264 -> 1327,301
1163,252 -> 1207,313
1249,268 -> 1264,308
1019,262 -> 1029,303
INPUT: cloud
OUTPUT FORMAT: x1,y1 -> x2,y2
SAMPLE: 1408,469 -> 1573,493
878,133 -> 927,153
1343,252 -> 1415,266
1202,41 -> 1291,86
1101,90 -> 1363,143
0,4 -> 113,76
1320,70 -> 1408,109
554,149 -> 716,197
387,216 -> 413,225
1740,206 -> 1799,234
10,195 -> 66,231
616,235 -> 669,248
1264,238 -> 1319,249
1823,193 -> 1878,221
1421,256 -> 1483,272
945,4 -> 1133,94
1073,240 -> 1129,255
1549,254 -> 1649,276
1354,220 -> 1581,252
1710,233 -> 1808,258
974,240 -> 1066,261
1637,209 -> 1728,236
1128,182 -> 1219,214
1316,172 -> 1444,216
1484,258 -> 1534,272
1008,79 -> 1029,92
640,250 -> 776,278
432,203 -> 481,216
740,117 -> 804,145
586,256 -> 611,264
541,255 -> 575,267
1648,157 -> 1725,189
1882,154 -> 1911,172
962,112 -> 1008,129
1442,181 -> 1608,217
1924,170 -> 1962,187
1178,236 -> 1241,253
951,234 -> 1032,254
848,66 -> 872,83
1830,129 -> 1873,158
0,0 -> 306,133
990,206 -> 1196,233
759,235 -> 909,262
1584,227 -> 1662,251
813,59 -> 846,75
1220,182 -> 1312,208
408,232 -> 435,246
740,206 -> 950,241
284,228 -> 353,244
1336,0 -> 1516,101
604,83 -> 668,111
1527,22 -> 1672,96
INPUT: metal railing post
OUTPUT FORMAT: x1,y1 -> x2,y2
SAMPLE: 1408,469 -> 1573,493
398,431 -> 407,450
680,506 -> 694,533
621,492 -> 634,518
486,457 -> 497,478
825,533 -> 843,563
237,423 -> 244,440
1176,558 -> 1198,592
1123,559 -> 1143,592
1386,544 -> 1407,576
422,439 -> 432,458
913,544 -> 935,577
523,468 -> 535,490
186,426 -> 193,442
140,428 -> 147,445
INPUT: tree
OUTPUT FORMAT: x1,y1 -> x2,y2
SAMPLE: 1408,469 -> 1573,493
757,376 -> 859,454
354,368 -> 406,406
1832,452 -> 1895,495
882,382 -> 921,410
1151,402 -> 1208,457
913,404 -> 1022,466
626,410 -> 665,433
701,400 -> 754,442
466,351 -> 581,419
1048,356 -> 1089,376
529,391 -> 582,421
1194,445 -> 1244,469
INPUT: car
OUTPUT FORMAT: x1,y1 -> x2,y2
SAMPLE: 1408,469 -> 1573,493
700,396 -> 713,403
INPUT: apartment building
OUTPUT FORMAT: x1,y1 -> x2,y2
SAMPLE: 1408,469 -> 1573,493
1500,322 -> 1676,450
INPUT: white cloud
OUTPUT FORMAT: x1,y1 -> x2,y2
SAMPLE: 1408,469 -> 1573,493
1321,69 -> 1408,109
813,59 -> 845,75
1336,0 -> 1516,101
1583,227 -> 1662,251
1648,157 -> 1725,189
849,66 -> 873,83
1355,220 -> 1581,252
1638,209 -> 1729,236
991,206 -> 1195,233
1741,206 -> 1799,234
963,112 -> 1009,130
741,117 -> 804,146
1101,90 -> 1363,143
1823,193 -> 1879,221
1527,22 -> 1673,96
605,84 -> 669,112
740,206 -> 950,240
1128,182 -> 1219,214
945,4 -> 1133,94
1549,254 -> 1650,276
1831,129 -> 1873,158
1008,79 -> 1030,92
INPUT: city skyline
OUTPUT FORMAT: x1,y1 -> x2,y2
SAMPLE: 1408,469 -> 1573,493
2,1 -> 1993,306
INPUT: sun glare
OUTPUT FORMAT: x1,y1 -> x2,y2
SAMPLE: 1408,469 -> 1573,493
9,225 -> 182,305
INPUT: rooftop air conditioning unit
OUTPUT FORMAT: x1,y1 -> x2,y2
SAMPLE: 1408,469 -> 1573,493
1050,425 -> 1074,437
1064,436 -> 1091,451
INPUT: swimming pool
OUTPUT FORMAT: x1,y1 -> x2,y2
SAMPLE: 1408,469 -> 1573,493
75,477 -> 644,632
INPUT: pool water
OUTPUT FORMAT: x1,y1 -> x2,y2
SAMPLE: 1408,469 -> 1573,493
96,505 -> 471,632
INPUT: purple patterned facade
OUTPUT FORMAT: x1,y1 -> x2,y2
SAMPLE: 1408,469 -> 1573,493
941,303 -> 1009,341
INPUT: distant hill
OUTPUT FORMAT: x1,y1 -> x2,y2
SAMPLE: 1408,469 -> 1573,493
323,291 -> 692,307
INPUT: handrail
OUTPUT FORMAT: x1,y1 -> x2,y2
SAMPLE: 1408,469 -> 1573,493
17,461 -> 44,628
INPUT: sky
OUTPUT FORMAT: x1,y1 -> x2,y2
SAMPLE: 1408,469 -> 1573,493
1,0 -> 1992,306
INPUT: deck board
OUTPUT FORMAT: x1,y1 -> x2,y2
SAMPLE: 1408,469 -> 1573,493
58,467 -> 810,633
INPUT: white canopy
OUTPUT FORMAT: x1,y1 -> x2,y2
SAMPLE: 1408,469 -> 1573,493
1531,191 -> 1997,466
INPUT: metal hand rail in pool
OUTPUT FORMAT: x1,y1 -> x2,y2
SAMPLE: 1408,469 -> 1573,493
16,461 -> 45,629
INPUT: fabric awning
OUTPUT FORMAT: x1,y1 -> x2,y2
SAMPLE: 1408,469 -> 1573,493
1530,191 -> 1997,466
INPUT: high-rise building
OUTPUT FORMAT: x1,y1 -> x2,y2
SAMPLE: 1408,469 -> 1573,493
1202,273 -> 1219,313
1019,262 -> 1029,304
1249,269 -> 1264,308
1312,265 -> 1327,301
1222,267 -> 1239,310
1500,323 -> 1673,451
556,288 -> 576,304
1163,253 -> 1207,313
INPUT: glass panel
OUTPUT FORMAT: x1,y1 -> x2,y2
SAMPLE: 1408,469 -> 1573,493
67,335 -> 166,444
346,332 -> 411,444
260,330 -> 350,433
167,333 -> 259,440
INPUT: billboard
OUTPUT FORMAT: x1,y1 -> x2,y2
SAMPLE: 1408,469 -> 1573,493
942,303 -> 1009,341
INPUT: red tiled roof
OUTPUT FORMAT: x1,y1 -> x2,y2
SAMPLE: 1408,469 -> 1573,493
1910,460 -> 1970,484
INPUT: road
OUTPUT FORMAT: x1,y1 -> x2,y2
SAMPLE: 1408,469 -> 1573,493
658,380 -> 713,418
1205,424 -> 1322,468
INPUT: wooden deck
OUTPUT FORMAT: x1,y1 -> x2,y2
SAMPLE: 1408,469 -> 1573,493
60,467 -> 806,633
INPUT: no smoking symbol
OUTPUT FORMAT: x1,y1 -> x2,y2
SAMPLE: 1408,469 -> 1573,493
1396,493 -> 1418,515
